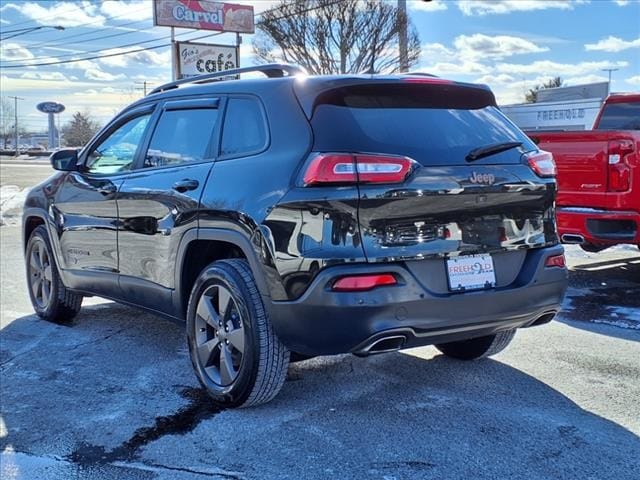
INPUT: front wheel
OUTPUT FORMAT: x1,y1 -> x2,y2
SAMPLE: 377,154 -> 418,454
25,225 -> 82,323
186,259 -> 290,408
435,330 -> 516,360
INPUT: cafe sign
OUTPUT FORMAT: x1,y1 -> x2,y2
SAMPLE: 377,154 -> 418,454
154,0 -> 255,33
177,41 -> 238,78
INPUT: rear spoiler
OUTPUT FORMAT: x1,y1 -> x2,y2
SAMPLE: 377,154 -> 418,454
292,76 -> 497,118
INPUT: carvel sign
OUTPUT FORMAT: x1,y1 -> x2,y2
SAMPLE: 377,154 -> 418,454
154,0 -> 254,34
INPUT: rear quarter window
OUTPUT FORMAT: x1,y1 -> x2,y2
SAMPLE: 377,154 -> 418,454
220,97 -> 268,157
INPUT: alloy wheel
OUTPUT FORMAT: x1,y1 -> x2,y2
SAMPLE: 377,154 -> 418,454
29,237 -> 53,310
194,284 -> 246,387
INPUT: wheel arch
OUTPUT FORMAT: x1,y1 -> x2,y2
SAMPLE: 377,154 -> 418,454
22,208 -> 48,251
174,228 -> 271,320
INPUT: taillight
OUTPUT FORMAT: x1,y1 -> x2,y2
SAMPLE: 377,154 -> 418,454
332,274 -> 397,292
545,254 -> 566,268
525,150 -> 556,178
607,139 -> 634,192
303,153 -> 415,186
403,77 -> 453,85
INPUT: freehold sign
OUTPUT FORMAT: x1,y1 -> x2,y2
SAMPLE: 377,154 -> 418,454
153,0 -> 255,33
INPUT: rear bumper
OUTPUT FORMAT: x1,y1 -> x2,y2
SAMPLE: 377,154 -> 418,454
268,245 -> 567,356
557,207 -> 640,246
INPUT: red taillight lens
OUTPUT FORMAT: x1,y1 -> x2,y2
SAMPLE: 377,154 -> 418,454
332,274 -> 397,292
525,150 -> 556,178
303,153 -> 415,186
402,77 -> 453,85
545,254 -> 566,268
607,139 -> 633,192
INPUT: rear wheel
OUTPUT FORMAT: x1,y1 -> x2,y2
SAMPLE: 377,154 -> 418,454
25,225 -> 82,323
435,330 -> 516,360
186,259 -> 290,408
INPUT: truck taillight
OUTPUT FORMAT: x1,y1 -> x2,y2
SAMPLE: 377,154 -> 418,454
303,153 -> 415,186
525,150 -> 556,178
607,139 -> 634,192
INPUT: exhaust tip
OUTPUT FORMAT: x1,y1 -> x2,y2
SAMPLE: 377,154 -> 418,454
561,234 -> 585,244
355,335 -> 406,356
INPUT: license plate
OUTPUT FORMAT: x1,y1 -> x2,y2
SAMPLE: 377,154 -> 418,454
446,254 -> 496,292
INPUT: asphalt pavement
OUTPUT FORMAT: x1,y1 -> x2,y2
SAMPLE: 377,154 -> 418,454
1,159 -> 639,480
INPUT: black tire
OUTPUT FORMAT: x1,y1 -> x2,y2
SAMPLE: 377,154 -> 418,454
186,259 -> 290,408
435,329 -> 516,360
25,225 -> 82,323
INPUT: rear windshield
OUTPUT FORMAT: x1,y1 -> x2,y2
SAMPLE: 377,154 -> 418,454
596,101 -> 640,130
311,84 -> 536,165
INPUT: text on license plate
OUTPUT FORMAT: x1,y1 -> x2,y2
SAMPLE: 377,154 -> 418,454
446,254 -> 496,291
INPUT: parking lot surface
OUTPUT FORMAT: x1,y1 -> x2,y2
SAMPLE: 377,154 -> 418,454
1,159 -> 639,479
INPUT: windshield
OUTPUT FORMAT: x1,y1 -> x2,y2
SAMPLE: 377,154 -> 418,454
597,101 -> 640,130
310,86 -> 536,166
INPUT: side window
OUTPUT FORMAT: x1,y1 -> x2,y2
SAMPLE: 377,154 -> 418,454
86,114 -> 151,174
144,108 -> 219,168
220,97 -> 267,157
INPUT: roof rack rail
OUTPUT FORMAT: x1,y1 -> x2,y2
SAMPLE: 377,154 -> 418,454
149,63 -> 307,95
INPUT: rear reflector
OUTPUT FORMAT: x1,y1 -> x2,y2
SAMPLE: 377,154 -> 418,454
303,153 -> 415,186
332,274 -> 397,292
545,254 -> 566,268
525,150 -> 556,178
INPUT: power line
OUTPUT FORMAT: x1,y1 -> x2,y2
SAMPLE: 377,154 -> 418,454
1,31 -> 224,69
1,0 -> 344,70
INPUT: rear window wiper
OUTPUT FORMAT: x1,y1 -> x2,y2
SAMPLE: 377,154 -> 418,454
466,141 -> 522,162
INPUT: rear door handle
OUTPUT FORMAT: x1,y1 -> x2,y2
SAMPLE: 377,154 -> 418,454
172,179 -> 199,193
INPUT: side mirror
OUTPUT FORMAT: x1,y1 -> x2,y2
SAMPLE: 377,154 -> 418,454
50,149 -> 79,171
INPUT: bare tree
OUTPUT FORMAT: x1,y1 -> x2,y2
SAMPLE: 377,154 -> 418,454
253,0 -> 421,74
525,77 -> 563,103
61,111 -> 101,147
1,98 -> 15,149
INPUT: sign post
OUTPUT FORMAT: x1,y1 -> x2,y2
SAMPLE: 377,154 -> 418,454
36,102 -> 65,149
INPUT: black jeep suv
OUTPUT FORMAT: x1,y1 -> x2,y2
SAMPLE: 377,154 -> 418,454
23,64 -> 567,407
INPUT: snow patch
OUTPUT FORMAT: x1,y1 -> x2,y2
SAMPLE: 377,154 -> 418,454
0,185 -> 29,226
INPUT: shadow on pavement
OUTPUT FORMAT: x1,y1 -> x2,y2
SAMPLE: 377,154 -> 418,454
1,302 -> 639,479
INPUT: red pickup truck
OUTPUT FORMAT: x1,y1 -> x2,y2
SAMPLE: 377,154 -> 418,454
528,93 -> 640,252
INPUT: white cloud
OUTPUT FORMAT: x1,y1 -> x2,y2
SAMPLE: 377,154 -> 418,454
476,74 -> 516,85
1,1 -> 106,27
457,0 -> 586,16
454,34 -> 548,60
563,74 -> 608,85
98,48 -> 171,68
21,71 -> 70,81
496,60 -> 629,76
99,0 -> 153,21
0,74 -> 92,91
0,42 -> 34,61
614,0 -> 629,5
585,36 -> 640,52
626,75 -> 640,85
409,0 -> 448,12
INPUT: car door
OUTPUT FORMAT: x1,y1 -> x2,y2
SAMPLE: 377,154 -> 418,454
116,97 -> 222,315
52,106 -> 155,295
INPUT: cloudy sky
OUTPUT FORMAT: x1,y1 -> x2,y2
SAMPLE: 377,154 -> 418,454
1,0 -> 639,133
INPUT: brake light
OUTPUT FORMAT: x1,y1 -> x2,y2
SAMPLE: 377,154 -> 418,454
525,151 -> 556,178
545,254 -> 566,268
403,77 -> 454,85
332,274 -> 397,292
303,153 -> 415,186
607,139 -> 634,192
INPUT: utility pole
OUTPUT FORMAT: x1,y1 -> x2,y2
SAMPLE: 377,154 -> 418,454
602,68 -> 619,95
398,0 -> 408,72
135,81 -> 149,96
8,96 -> 23,157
